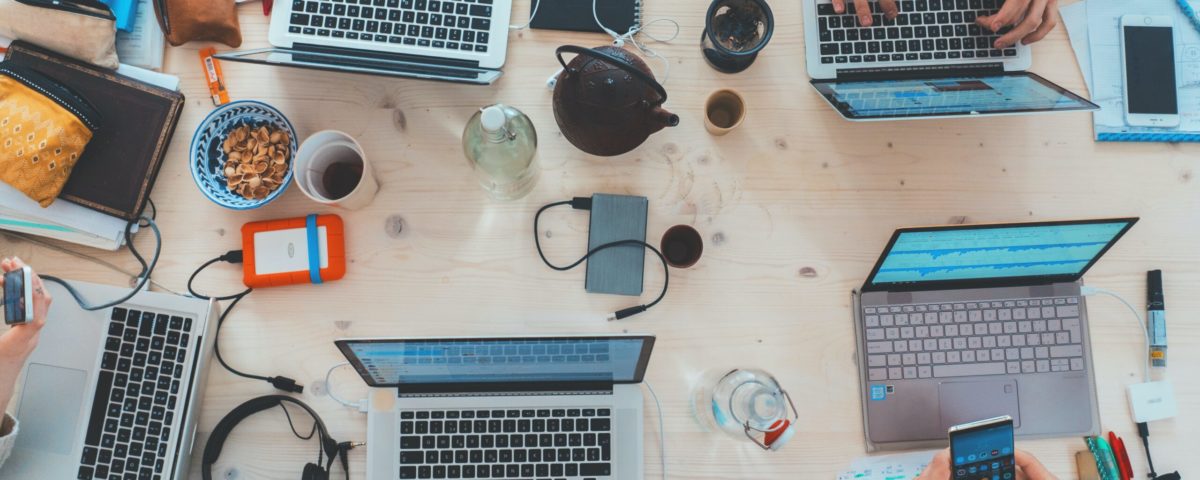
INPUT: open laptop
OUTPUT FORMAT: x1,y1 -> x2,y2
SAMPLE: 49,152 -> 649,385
336,334 -> 654,480
851,218 -> 1138,451
215,0 -> 513,84
802,0 -> 1098,120
2,279 -> 218,479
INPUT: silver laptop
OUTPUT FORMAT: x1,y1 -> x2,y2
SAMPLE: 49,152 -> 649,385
1,279 -> 217,479
803,0 -> 1097,120
851,218 -> 1138,451
216,0 -> 513,84
335,334 -> 654,480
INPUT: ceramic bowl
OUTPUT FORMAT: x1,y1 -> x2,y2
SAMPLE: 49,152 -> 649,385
189,100 -> 298,210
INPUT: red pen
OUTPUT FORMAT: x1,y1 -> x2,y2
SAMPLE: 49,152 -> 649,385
262,0 -> 273,16
1108,431 -> 1133,480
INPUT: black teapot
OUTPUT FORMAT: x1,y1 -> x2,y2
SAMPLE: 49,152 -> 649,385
552,45 -> 679,157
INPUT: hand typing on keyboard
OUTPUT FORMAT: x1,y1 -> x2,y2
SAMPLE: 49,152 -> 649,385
0,257 -> 52,462
831,0 -> 899,27
975,0 -> 1059,48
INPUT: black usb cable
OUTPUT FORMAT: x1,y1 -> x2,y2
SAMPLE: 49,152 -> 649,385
188,250 -> 303,393
534,197 -> 669,321
1137,422 -> 1180,480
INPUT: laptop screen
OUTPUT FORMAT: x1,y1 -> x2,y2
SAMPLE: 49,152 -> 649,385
811,72 -> 1097,120
864,219 -> 1137,291
336,335 -> 655,387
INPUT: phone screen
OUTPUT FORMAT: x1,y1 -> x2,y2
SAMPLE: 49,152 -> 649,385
3,270 -> 26,323
1124,25 -> 1178,114
950,419 -> 1016,480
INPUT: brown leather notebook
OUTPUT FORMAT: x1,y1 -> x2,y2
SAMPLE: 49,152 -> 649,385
2,41 -> 184,222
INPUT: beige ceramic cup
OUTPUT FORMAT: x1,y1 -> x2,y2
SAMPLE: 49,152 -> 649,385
294,130 -> 379,210
704,89 -> 746,136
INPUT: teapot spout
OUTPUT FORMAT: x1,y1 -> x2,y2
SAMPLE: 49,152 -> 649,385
652,107 -> 680,129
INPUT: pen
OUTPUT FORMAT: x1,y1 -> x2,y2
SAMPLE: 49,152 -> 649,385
1146,270 -> 1167,368
1177,0 -> 1200,34
157,0 -> 170,34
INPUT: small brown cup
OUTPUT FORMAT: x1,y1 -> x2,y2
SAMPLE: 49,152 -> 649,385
704,89 -> 746,136
661,225 -> 703,268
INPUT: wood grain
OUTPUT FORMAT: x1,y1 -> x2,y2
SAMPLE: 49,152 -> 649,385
1,0 -> 1197,477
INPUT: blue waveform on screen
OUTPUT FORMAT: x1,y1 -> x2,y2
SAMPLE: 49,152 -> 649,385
878,259 -> 1093,278
889,241 -> 1110,259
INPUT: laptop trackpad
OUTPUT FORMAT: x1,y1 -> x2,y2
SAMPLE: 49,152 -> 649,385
16,364 -> 87,455
938,380 -> 1020,430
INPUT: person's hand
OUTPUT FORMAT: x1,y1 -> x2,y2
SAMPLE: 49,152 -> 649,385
832,0 -> 899,27
0,257 -> 50,415
976,0 -> 1060,48
916,448 -> 1057,480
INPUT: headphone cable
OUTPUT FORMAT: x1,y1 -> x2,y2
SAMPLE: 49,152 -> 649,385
188,251 -> 304,393
41,215 -> 161,311
534,198 -> 669,320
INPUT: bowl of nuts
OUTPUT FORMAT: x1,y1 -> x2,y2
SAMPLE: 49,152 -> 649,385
189,100 -> 298,210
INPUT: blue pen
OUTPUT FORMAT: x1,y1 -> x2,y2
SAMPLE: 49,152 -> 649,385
1178,0 -> 1200,33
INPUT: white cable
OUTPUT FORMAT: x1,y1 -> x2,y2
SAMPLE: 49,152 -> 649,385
591,0 -> 679,83
509,0 -> 543,30
642,381 -> 667,479
508,0 -> 680,83
325,362 -> 367,412
1082,286 -> 1151,382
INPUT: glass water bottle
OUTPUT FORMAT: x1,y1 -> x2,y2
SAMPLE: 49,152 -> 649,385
463,104 -> 538,200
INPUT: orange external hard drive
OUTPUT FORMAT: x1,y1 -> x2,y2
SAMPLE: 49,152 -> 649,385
241,214 -> 346,288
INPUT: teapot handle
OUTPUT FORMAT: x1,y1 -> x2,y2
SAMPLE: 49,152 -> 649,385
555,45 -> 668,106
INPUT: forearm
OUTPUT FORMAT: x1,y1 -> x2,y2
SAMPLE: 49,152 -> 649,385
0,371 -> 18,417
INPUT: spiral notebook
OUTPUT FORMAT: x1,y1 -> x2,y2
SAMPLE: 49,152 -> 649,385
529,0 -> 641,34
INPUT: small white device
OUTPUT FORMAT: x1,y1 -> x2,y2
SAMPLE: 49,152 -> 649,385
1127,380 -> 1178,423
1120,15 -> 1181,128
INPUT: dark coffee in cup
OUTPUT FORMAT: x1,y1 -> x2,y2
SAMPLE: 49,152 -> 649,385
661,225 -> 704,268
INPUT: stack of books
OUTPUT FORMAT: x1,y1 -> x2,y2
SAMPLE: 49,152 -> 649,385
0,42 -> 184,250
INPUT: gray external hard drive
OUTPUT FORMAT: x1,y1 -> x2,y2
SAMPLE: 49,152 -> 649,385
585,194 -> 648,296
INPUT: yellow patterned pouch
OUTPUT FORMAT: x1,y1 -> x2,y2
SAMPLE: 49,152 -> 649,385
0,64 -> 100,207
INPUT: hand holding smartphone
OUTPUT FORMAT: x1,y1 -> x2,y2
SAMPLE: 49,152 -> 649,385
949,415 -> 1016,480
1120,15 -> 1181,128
2,266 -> 33,325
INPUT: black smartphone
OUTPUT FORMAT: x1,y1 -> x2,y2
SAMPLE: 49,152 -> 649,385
3,267 -> 33,325
949,415 -> 1016,480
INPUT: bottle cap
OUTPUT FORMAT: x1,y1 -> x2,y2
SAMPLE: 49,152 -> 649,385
480,106 -> 507,133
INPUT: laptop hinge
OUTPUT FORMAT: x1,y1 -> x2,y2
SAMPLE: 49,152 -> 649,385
836,62 -> 1005,82
293,42 -> 484,69
396,381 -> 615,398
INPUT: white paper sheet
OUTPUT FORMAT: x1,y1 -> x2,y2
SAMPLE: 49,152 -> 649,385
115,0 -> 166,71
837,450 -> 939,480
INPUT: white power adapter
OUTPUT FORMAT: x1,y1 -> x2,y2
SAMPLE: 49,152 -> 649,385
1127,380 -> 1177,423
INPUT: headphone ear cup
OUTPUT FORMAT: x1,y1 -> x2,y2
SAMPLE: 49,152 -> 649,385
302,463 -> 328,480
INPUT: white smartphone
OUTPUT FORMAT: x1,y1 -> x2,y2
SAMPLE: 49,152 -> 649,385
2,266 -> 33,325
1120,15 -> 1180,128
948,415 -> 1015,480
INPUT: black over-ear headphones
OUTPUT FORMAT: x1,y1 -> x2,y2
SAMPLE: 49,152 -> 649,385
203,395 -> 352,480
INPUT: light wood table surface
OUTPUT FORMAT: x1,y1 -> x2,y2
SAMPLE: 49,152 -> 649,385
2,0 -> 1198,477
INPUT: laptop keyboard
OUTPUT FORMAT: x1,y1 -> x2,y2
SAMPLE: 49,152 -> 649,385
863,296 -> 1086,381
77,307 -> 195,480
816,0 -> 1018,66
398,408 -> 613,479
288,0 -> 494,52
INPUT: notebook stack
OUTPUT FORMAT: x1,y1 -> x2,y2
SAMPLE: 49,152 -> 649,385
0,41 -> 183,250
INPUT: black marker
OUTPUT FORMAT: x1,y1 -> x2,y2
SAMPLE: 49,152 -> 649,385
1146,270 -> 1166,368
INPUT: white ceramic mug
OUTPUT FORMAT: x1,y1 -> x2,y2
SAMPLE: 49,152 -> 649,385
293,130 -> 378,210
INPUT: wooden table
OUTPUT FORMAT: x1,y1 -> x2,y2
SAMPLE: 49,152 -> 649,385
2,0 -> 1197,477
